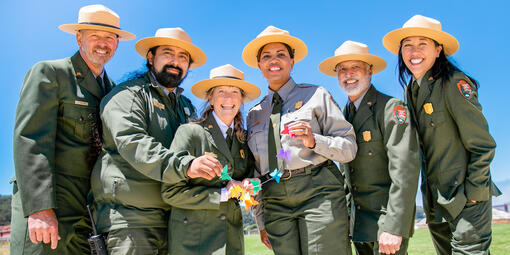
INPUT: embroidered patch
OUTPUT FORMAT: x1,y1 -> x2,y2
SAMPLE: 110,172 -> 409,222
295,101 -> 303,110
424,103 -> 434,115
208,124 -> 213,129
74,100 -> 88,106
393,106 -> 407,125
153,100 -> 165,110
457,80 -> 472,99
240,149 -> 245,159
362,130 -> 371,142
184,107 -> 191,116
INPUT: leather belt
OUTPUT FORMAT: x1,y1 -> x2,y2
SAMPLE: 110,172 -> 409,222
260,161 -> 329,182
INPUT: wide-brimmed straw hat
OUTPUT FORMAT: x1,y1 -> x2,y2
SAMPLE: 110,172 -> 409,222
192,64 -> 260,102
135,28 -> 206,68
383,15 -> 459,56
242,25 -> 308,68
319,41 -> 386,76
59,4 -> 135,41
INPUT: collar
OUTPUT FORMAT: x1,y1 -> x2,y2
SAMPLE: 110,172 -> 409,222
212,111 -> 234,139
268,78 -> 296,103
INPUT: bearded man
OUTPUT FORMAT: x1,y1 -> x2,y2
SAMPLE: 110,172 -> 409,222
90,27 -> 206,254
319,41 -> 420,255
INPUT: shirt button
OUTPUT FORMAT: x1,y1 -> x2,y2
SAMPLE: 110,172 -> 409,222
454,180 -> 459,185
350,168 -> 354,173
220,214 -> 226,220
352,186 -> 357,191
79,117 -> 84,122
368,151 -> 373,156
356,205 -> 361,210
183,218 -> 188,224
430,121 -> 435,127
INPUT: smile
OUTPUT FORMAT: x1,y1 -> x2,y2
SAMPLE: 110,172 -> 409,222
221,104 -> 235,109
410,58 -> 424,65
269,66 -> 281,72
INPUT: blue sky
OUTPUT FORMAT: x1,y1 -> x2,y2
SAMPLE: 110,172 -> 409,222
1,1 -> 509,204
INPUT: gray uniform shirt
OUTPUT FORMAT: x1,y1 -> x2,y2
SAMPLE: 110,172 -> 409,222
247,78 -> 357,229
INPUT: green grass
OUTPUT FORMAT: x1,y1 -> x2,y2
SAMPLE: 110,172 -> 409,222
244,223 -> 510,254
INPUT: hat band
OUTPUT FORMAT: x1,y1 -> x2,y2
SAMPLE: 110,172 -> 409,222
212,75 -> 242,80
79,22 -> 121,30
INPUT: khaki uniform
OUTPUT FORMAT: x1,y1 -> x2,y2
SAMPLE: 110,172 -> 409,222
247,78 -> 357,255
91,72 -> 196,254
161,114 -> 254,255
11,52 -> 112,254
407,71 -> 501,254
343,85 -> 420,255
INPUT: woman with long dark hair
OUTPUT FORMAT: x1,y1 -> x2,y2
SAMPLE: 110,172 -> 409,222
161,64 -> 260,255
383,15 -> 501,254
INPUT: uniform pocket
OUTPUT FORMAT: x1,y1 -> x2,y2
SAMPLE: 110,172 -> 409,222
59,101 -> 98,141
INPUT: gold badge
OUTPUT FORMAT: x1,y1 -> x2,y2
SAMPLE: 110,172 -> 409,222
362,130 -> 371,142
240,149 -> 245,159
76,72 -> 82,77
74,100 -> 88,106
295,101 -> 303,110
367,101 -> 372,106
424,103 -> 434,115
428,76 -> 434,81
204,152 -> 217,158
208,125 -> 213,129
153,100 -> 165,110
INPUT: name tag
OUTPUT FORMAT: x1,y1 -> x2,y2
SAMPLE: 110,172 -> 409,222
74,100 -> 88,106
184,107 -> 191,116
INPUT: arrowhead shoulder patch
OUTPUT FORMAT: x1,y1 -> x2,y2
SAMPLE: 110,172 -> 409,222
393,105 -> 407,125
457,80 -> 473,99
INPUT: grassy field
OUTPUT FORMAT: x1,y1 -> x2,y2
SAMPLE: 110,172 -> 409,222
244,223 -> 510,254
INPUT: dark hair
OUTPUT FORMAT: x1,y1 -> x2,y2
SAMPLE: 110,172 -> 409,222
256,42 -> 295,62
397,39 -> 478,89
197,87 -> 247,143
145,46 -> 194,69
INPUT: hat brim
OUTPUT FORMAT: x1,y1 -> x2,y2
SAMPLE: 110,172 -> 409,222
383,27 -> 459,56
242,34 -> 308,68
135,37 -> 206,69
319,54 -> 387,77
58,24 -> 136,41
192,78 -> 261,102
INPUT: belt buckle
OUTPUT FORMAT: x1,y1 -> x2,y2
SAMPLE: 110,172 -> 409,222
281,169 -> 292,181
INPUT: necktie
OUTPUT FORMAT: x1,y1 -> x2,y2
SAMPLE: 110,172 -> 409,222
96,75 -> 105,95
226,127 -> 233,149
268,92 -> 283,172
411,80 -> 420,107
168,92 -> 176,109
347,102 -> 356,123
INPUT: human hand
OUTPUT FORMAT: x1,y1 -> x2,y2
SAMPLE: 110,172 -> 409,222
378,231 -> 402,254
241,178 -> 260,196
226,180 -> 243,198
259,229 -> 272,250
28,209 -> 61,249
186,155 -> 222,180
288,121 -> 315,148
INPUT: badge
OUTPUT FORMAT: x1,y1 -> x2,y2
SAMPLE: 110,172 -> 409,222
252,121 -> 261,126
295,101 -> 303,110
153,100 -> 165,110
204,152 -> 217,158
208,124 -> 213,129
184,107 -> 191,116
424,103 -> 434,115
428,76 -> 434,81
457,80 -> 472,99
367,101 -> 372,106
362,130 -> 371,142
76,72 -> 82,77
240,149 -> 245,159
393,106 -> 407,125
74,100 -> 88,106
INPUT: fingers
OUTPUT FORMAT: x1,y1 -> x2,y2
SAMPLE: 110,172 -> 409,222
378,232 -> 402,255
187,156 -> 223,180
29,227 -> 37,244
27,209 -> 59,249
287,121 -> 315,148
259,229 -> 272,250
50,231 -> 61,250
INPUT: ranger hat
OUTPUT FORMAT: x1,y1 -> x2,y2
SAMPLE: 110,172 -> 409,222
383,14 -> 459,56
319,40 -> 386,76
59,4 -> 135,41
242,25 -> 307,68
192,64 -> 260,102
135,28 -> 206,68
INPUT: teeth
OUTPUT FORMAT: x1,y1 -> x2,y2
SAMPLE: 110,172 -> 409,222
95,50 -> 107,54
270,66 -> 280,71
346,79 -> 357,84
410,58 -> 423,64
221,104 -> 235,109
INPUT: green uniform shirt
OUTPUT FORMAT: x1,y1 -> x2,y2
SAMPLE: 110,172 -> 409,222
91,71 -> 196,233
13,52 -> 112,216
344,85 -> 420,242
162,114 -> 254,254
406,70 -> 500,222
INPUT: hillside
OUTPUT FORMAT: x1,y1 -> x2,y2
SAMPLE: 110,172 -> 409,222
0,195 -> 11,226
